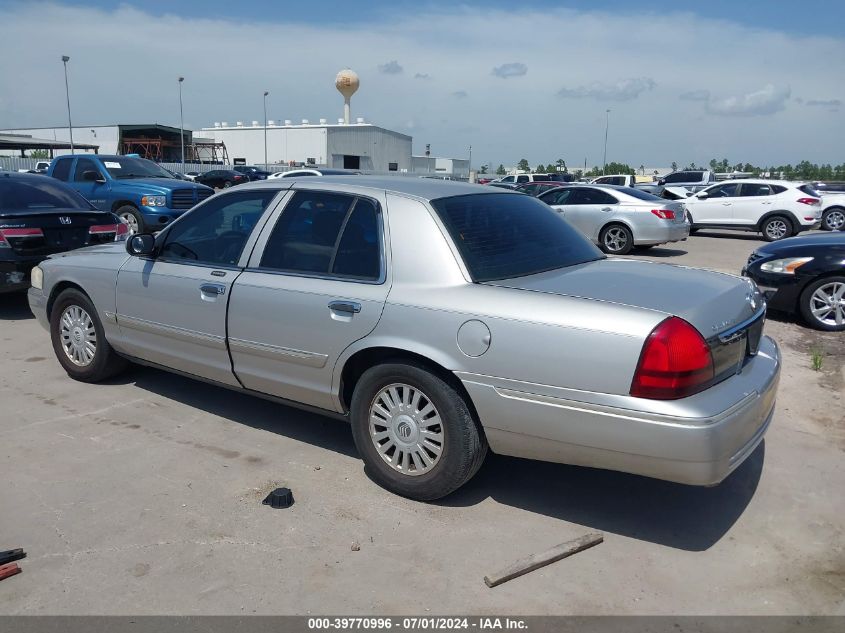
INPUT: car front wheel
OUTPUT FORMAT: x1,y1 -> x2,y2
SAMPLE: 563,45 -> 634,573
821,207 -> 845,232
799,276 -> 845,332
50,289 -> 129,382
350,362 -> 487,501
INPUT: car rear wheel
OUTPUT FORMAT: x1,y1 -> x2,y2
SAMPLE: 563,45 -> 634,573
116,205 -> 144,235
350,362 -> 487,500
599,223 -> 634,255
223,182 -> 232,189
50,289 -> 129,382
799,276 -> 845,332
821,207 -> 845,231
761,215 -> 793,242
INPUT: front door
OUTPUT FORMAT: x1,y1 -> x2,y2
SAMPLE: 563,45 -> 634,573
114,188 -> 281,385
228,189 -> 389,411
71,157 -> 110,210
689,182 -> 741,224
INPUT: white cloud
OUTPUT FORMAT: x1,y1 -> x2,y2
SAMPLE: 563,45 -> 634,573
491,63 -> 527,79
377,60 -> 403,74
705,84 -> 791,117
1,2 -> 843,166
558,78 -> 656,101
806,98 -> 842,107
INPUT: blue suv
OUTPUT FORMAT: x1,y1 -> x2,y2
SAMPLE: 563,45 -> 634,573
48,155 -> 214,233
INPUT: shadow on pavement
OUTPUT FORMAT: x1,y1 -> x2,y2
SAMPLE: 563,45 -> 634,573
438,441 -> 765,552
633,246 -> 687,258
0,291 -> 34,320
693,230 -> 764,242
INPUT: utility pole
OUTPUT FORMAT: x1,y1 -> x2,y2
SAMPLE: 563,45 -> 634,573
602,109 -> 610,175
178,77 -> 185,168
468,144 -> 472,180
61,56 -> 74,153
263,91 -> 269,171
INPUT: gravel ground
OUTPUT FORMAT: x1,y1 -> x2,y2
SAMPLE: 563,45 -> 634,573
0,230 -> 842,615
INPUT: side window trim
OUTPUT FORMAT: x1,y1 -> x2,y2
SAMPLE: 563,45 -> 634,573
246,189 -> 386,285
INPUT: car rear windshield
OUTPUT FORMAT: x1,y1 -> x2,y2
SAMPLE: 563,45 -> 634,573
430,193 -> 603,282
0,177 -> 96,212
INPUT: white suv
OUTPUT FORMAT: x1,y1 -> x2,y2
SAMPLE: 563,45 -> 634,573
682,179 -> 822,241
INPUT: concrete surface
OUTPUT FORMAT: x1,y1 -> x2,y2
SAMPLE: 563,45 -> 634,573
0,231 -> 843,615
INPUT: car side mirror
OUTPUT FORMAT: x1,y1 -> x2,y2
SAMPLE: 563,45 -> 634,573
82,170 -> 106,183
696,191 -> 709,199
126,233 -> 156,256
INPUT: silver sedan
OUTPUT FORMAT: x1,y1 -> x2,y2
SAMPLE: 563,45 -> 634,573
538,184 -> 690,254
28,177 -> 778,500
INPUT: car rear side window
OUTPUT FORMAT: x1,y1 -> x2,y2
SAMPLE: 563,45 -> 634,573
160,190 -> 278,266
430,193 -> 603,283
741,183 -> 772,197
51,158 -> 72,182
569,188 -> 619,205
259,191 -> 382,281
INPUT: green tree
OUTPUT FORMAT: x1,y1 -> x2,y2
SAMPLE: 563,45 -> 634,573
602,162 -> 636,175
495,164 -> 506,176
671,161 -> 678,171
556,159 -> 568,173
574,169 -> 583,179
535,164 -> 546,173
709,159 -> 718,172
479,164 -> 489,174
517,158 -> 530,172
30,149 -> 49,159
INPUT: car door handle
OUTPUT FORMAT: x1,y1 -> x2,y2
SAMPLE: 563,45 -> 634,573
200,283 -> 226,296
722,202 -> 732,206
328,300 -> 361,314
601,207 -> 612,212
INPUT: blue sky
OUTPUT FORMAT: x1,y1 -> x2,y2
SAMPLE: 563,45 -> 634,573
1,1 -> 843,168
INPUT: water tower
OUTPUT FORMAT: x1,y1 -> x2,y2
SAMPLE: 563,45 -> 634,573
335,69 -> 359,125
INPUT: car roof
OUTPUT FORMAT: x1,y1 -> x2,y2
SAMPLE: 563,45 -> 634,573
0,171 -> 56,181
236,175 -> 512,201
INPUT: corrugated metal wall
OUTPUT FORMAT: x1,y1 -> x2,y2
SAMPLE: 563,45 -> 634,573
325,126 -> 412,172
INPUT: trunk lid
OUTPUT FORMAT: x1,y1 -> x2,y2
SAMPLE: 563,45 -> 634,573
0,210 -> 122,257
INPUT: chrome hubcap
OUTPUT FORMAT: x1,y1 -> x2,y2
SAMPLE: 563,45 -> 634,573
825,210 -> 845,230
765,219 -> 788,239
120,212 -> 139,235
810,282 -> 845,326
60,305 -> 97,366
368,383 -> 444,476
604,227 -> 628,252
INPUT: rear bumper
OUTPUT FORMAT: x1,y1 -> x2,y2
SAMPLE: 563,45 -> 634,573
459,335 -> 780,486
634,222 -> 690,245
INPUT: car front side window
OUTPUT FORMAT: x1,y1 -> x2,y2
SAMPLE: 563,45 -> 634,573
159,190 -> 279,266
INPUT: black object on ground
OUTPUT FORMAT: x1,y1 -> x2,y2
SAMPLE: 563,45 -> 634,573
262,487 -> 294,509
0,549 -> 26,566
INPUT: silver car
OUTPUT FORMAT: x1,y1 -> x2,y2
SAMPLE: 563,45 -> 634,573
28,177 -> 779,500
538,184 -> 690,254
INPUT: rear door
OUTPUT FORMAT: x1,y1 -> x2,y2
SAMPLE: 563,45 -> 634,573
733,182 -> 775,225
228,188 -> 389,411
115,189 -> 281,385
564,187 -> 619,240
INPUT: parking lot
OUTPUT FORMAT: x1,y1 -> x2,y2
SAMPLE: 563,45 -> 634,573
1,230 -> 843,616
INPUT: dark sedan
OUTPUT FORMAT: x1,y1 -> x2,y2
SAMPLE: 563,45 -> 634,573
1,172 -> 128,292
233,165 -> 271,181
743,232 -> 845,331
194,169 -> 249,189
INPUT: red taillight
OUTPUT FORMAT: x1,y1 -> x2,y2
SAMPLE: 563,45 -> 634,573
630,317 -> 714,400
89,223 -> 129,241
0,228 -> 44,238
650,209 -> 676,220
797,197 -> 820,205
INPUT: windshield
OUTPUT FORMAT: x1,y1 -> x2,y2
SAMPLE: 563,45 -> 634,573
430,193 -> 603,282
101,157 -> 173,179
0,177 -> 96,211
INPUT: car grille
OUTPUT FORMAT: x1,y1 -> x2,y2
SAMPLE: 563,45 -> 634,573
746,252 -> 764,267
171,187 -> 213,210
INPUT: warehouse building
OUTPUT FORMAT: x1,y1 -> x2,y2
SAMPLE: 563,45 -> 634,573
197,119 -> 412,173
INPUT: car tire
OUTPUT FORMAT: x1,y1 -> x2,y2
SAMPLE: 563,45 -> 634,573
821,207 -> 845,232
761,215 -> 793,242
799,276 -> 845,332
116,205 -> 144,234
50,289 -> 129,382
350,361 -> 487,501
223,181 -> 232,189
599,223 -> 634,255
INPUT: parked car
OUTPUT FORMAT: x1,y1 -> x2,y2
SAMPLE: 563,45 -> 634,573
538,184 -> 689,254
682,180 -> 822,241
47,154 -> 214,234
514,181 -> 567,197
18,161 -> 50,175
591,174 -> 636,187
267,168 -> 358,179
193,169 -> 249,189
742,232 -> 845,331
163,168 -> 191,181
488,173 -> 557,186
817,193 -> 845,231
184,171 -> 200,182
233,165 -> 272,181
657,170 -> 716,191
809,181 -> 845,194
1,172 -> 127,293
28,177 -> 779,500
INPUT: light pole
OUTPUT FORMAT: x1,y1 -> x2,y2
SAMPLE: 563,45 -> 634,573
178,77 -> 185,168
468,144 -> 472,180
263,91 -> 269,171
61,56 -> 74,153
602,109 -> 610,175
